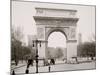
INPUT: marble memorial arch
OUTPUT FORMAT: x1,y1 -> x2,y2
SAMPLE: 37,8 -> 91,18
33,7 -> 79,61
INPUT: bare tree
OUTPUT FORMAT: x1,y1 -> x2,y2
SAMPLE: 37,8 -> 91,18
11,25 -> 24,65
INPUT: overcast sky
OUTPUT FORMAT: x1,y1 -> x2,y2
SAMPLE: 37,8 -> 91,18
12,1 -> 95,46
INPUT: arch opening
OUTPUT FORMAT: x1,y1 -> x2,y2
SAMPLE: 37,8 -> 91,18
48,31 -> 67,48
47,31 -> 67,59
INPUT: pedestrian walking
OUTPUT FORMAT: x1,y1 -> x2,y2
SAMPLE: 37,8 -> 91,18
50,59 -> 55,65
27,58 -> 33,68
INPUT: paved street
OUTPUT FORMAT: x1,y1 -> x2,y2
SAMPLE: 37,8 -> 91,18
12,61 -> 96,74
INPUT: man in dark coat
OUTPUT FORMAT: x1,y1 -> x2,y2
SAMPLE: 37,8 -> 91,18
50,59 -> 55,65
27,58 -> 33,68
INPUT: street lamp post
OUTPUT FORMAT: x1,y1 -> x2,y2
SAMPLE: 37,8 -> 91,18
35,40 -> 39,73
33,39 -> 41,73
33,39 -> 47,73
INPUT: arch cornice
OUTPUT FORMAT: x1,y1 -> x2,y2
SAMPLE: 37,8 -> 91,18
34,16 -> 79,21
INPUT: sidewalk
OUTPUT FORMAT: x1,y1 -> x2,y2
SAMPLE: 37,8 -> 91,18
11,61 -> 27,70
12,61 -> 96,74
